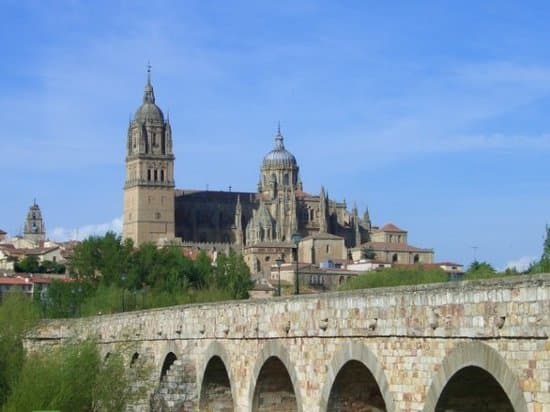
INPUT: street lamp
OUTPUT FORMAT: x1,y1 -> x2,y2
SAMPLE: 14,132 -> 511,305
291,232 -> 302,295
275,256 -> 284,297
121,273 -> 127,312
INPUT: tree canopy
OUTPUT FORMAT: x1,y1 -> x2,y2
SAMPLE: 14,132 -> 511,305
38,232 -> 253,317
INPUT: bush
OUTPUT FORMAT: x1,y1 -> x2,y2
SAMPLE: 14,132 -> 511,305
339,267 -> 448,291
0,292 -> 39,405
2,341 -> 132,412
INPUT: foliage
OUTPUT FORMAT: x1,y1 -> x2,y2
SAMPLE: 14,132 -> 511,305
211,251 -> 253,299
68,232 -> 133,285
360,246 -> 376,260
529,225 -> 550,274
464,261 -> 497,280
1,341 -> 132,412
13,256 -> 39,273
0,293 -> 39,405
39,280 -> 93,318
38,232 -> 253,317
14,256 -> 66,274
338,267 -> 448,290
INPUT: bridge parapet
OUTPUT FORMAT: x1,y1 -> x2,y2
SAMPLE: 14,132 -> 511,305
29,274 -> 549,344
24,274 -> 550,412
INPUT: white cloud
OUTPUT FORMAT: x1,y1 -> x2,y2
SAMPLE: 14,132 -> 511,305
504,256 -> 537,272
50,217 -> 122,242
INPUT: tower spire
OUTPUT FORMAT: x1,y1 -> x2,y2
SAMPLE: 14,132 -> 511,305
143,61 -> 155,104
274,122 -> 284,149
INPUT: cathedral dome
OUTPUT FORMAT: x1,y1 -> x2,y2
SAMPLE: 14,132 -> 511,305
134,102 -> 164,123
262,129 -> 297,169
133,69 -> 164,123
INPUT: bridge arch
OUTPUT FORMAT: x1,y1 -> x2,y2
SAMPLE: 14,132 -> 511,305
423,341 -> 528,412
248,341 -> 303,412
156,341 -> 181,381
198,341 -> 235,411
319,341 -> 395,412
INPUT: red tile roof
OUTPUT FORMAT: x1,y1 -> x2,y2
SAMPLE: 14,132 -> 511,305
380,223 -> 406,233
364,241 -> 433,253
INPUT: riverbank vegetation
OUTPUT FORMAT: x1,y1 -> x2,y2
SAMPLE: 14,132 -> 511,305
36,232 -> 252,318
0,293 -> 134,411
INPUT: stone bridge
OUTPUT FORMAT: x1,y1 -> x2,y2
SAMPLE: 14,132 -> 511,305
25,274 -> 550,412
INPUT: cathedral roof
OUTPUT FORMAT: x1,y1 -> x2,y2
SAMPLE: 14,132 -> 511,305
133,68 -> 164,123
379,223 -> 406,233
262,127 -> 297,169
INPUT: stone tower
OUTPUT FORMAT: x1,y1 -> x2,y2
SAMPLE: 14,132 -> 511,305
123,68 -> 175,246
23,200 -> 46,244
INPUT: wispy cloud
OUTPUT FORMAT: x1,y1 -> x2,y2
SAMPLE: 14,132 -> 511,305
50,217 -> 122,242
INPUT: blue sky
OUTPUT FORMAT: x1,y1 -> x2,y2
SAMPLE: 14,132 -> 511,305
1,1 -> 549,270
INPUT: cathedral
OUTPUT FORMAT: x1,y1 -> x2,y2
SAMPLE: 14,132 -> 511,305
122,70 -> 433,277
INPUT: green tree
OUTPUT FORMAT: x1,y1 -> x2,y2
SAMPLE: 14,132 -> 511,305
2,341 -> 134,412
0,292 -> 39,405
39,259 -> 66,274
465,261 -> 497,279
360,246 -> 376,260
14,256 -> 39,273
529,225 -> 550,274
212,251 -> 253,299
69,232 -> 132,285
39,281 -> 89,318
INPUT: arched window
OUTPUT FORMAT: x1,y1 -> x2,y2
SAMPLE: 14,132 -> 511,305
154,170 -> 158,181
283,173 -> 289,185
392,253 -> 398,263
160,169 -> 165,181
414,254 -> 420,264
147,169 -> 151,181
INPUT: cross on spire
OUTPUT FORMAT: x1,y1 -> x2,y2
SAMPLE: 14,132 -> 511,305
147,61 -> 152,85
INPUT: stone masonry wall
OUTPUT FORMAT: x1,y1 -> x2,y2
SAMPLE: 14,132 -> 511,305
25,274 -> 550,412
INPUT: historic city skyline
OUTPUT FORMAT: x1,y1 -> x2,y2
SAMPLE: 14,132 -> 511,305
1,1 -> 549,270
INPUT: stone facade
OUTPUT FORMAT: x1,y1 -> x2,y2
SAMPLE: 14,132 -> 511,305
23,200 -> 46,245
123,68 -> 175,245
26,274 -> 550,412
122,71 -> 434,276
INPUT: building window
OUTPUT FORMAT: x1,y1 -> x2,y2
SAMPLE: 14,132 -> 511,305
147,169 -> 151,181
392,253 -> 398,263
155,212 -> 161,220
154,170 -> 158,181
414,254 -> 419,264
283,173 -> 289,185
161,169 -> 165,182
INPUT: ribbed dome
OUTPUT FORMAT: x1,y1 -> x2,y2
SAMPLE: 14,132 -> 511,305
134,102 -> 164,123
262,130 -> 297,168
134,71 -> 164,123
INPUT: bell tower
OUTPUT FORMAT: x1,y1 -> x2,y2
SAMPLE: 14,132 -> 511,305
123,66 -> 175,245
